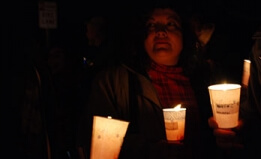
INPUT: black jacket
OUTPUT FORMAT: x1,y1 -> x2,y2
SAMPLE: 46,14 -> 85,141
77,56 -> 216,159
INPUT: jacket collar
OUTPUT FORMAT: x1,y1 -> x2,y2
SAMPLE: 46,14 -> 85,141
121,61 -> 162,108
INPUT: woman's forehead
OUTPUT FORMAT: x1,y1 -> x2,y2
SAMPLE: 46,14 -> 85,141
149,8 -> 180,21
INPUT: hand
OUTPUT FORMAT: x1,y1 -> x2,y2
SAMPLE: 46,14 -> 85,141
208,117 -> 244,149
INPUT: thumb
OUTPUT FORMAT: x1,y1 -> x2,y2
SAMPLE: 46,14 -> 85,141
208,117 -> 218,128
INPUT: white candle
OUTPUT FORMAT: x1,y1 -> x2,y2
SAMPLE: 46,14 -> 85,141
90,116 -> 129,159
163,104 -> 186,141
242,59 -> 251,87
208,84 -> 241,128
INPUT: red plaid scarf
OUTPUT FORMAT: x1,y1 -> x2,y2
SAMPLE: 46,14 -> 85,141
147,61 -> 197,109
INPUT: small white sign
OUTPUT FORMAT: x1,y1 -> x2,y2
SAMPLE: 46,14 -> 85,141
38,1 -> 57,29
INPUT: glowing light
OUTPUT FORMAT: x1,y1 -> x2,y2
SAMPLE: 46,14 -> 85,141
173,104 -> 181,110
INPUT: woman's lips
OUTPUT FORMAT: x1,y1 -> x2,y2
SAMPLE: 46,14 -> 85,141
154,41 -> 170,47
155,42 -> 168,44
154,39 -> 169,44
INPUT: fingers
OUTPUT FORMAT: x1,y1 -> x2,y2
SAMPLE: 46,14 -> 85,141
213,128 -> 235,137
208,118 -> 245,150
208,117 -> 218,128
232,119 -> 244,132
208,117 -> 244,130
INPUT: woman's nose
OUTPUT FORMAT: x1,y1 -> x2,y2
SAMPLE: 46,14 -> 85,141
156,29 -> 167,37
154,24 -> 167,37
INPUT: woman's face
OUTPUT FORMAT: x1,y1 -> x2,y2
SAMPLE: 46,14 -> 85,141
144,8 -> 183,66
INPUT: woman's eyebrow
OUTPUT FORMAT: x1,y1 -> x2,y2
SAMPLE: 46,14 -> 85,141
167,15 -> 180,21
146,14 -> 180,23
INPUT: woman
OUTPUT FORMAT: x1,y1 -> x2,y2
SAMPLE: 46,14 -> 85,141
77,2 -> 215,159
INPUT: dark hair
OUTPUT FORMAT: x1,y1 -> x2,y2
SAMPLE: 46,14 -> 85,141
129,2 -> 200,72
116,1 -> 203,77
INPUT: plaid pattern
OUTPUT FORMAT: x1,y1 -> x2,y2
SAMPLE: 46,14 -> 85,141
147,61 -> 197,109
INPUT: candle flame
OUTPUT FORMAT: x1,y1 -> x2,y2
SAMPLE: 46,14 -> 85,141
173,104 -> 181,110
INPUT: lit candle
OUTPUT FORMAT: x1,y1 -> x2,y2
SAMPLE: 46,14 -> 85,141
242,59 -> 251,87
173,104 -> 182,110
163,104 -> 186,141
90,116 -> 129,159
208,83 -> 241,128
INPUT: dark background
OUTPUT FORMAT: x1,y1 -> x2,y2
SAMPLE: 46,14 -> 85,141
4,0 -> 261,49
4,0 -> 261,52
3,0 -> 260,83
2,0 -> 261,156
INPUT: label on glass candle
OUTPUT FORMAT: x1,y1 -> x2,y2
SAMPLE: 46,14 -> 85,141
165,121 -> 178,130
215,101 -> 239,114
